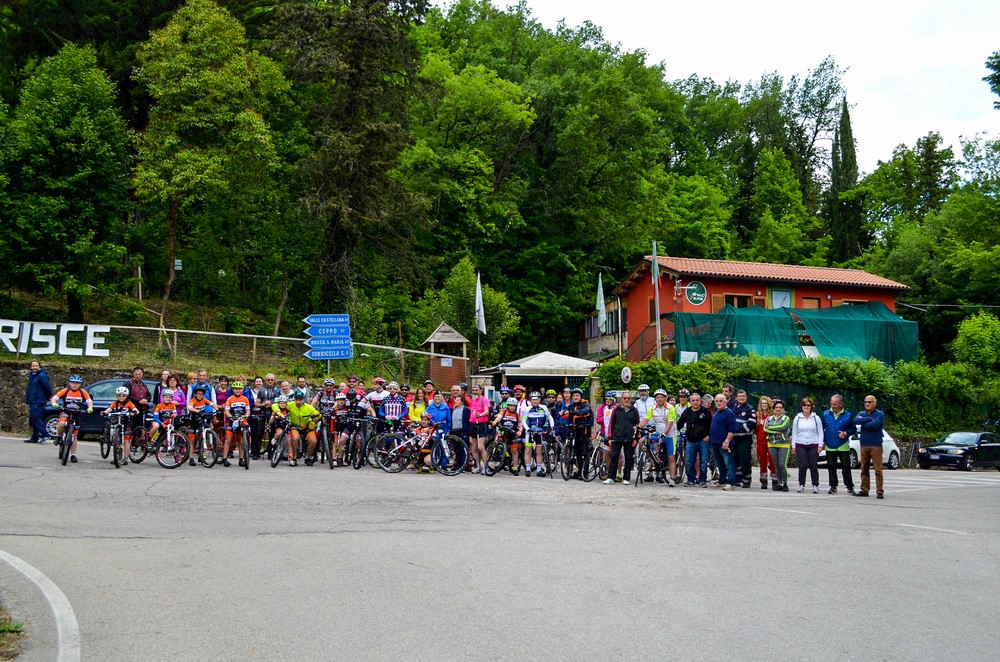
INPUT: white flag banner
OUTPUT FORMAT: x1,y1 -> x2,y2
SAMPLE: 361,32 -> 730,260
475,272 -> 487,335
596,272 -> 608,334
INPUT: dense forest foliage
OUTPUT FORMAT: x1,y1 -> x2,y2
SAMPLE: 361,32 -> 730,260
1,0 -> 998,366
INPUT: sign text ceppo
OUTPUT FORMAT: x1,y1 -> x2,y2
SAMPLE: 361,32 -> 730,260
0,320 -> 110,357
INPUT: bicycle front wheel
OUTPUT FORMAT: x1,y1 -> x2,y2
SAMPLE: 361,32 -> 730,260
634,446 -> 646,486
351,432 -> 365,470
112,428 -> 123,468
60,421 -> 74,465
156,432 -> 189,469
200,429 -> 220,468
432,435 -> 468,476
374,434 -> 407,473
130,428 -> 150,464
560,442 -> 576,481
241,432 -> 250,471
483,440 -> 506,477
582,446 -> 604,482
99,430 -> 112,459
270,433 -> 285,468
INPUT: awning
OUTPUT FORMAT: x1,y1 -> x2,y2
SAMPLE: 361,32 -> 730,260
483,351 -> 599,377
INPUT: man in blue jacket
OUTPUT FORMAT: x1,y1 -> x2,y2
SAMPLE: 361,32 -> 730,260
710,393 -> 739,490
853,395 -> 886,499
822,394 -> 856,494
25,360 -> 53,443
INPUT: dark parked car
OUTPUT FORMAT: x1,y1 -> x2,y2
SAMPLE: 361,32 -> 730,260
44,378 -> 159,439
917,432 -> 1000,471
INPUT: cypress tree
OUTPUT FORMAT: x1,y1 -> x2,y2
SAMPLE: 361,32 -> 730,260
826,99 -> 866,262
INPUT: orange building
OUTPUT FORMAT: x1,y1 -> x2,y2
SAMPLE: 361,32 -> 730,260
582,256 -> 909,362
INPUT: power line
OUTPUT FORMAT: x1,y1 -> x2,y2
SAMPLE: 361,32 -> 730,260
898,302 -> 1000,313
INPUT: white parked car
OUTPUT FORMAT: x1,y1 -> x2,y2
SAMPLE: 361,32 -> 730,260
817,430 -> 900,470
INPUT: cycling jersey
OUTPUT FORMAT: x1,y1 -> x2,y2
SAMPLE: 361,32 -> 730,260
187,395 -> 215,414
225,395 -> 251,423
496,410 -> 519,434
380,393 -> 407,420
314,390 -> 340,415
55,387 -> 91,412
521,404 -> 554,432
569,400 -> 593,430
153,402 -> 179,424
634,395 -> 654,420
286,401 -> 320,430
105,400 -> 138,415
644,404 -> 674,436
333,405 -> 350,431
367,389 -> 389,408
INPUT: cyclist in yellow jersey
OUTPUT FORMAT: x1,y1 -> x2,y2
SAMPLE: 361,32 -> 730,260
286,390 -> 321,466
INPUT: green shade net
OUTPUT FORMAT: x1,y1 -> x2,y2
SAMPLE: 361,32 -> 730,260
667,302 -> 918,364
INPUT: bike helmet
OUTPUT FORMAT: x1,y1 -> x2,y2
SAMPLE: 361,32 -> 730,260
115,386 -> 130,396
276,394 -> 288,403
513,384 -> 525,391
400,383 -> 410,390
604,390 -> 617,400
506,398 -> 518,407
678,389 -> 690,396
545,389 -> 557,396
654,388 -> 668,397
638,383 -> 650,391
424,379 -> 434,387
347,374 -> 358,380
529,391 -> 541,399
347,389 -> 358,399
193,385 -> 206,394
570,387 -> 583,395
499,386 -> 510,393
420,410 -> 432,420
387,381 -> 399,389
324,378 -> 336,387
335,392 -> 346,401
69,374 -> 82,383
162,389 -> 174,398
231,381 -> 244,390
293,389 -> 305,399
373,377 -> 386,385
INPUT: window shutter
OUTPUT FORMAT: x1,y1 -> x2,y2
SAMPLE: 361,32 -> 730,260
832,299 -> 843,307
752,296 -> 766,308
711,294 -> 725,313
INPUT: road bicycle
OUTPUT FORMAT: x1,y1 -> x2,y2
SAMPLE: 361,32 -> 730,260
318,413 -> 336,469
584,434 -> 609,482
524,426 -> 557,478
674,432 -> 687,482
345,416 -> 374,470
373,428 -> 468,476
483,427 -> 518,476
154,413 -> 190,469
634,426 -> 668,486
561,424 -> 591,480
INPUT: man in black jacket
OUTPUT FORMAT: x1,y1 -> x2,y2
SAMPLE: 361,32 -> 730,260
25,361 -> 53,443
677,393 -> 713,486
732,390 -> 756,488
603,391 -> 640,485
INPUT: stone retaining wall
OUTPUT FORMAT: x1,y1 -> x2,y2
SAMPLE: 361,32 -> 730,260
0,362 -> 132,433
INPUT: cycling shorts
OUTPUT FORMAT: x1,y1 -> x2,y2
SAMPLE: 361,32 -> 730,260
470,422 -> 488,437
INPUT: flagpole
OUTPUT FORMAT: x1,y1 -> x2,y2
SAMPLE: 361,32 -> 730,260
653,243 -> 663,360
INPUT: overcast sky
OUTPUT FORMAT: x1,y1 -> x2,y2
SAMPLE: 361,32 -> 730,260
448,0 -> 1000,173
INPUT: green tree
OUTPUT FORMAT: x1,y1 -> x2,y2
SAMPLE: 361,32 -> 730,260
4,44 -> 130,320
133,0 -> 293,324
985,50 -> 1000,109
825,99 -> 866,263
415,257 -> 519,367
746,147 -> 826,264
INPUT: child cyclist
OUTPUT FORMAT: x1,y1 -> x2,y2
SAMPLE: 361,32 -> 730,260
103,386 -> 139,466
150,389 -> 180,446
222,381 -> 252,467
50,374 -> 93,464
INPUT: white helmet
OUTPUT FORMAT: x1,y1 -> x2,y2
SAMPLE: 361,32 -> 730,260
638,384 -> 650,391
162,389 -> 174,398
654,388 -> 668,397
115,386 -> 130,396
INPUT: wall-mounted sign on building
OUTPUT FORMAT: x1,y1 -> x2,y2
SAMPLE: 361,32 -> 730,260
685,281 -> 707,306
0,320 -> 110,357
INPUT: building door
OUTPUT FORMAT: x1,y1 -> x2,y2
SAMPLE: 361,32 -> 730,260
771,289 -> 792,308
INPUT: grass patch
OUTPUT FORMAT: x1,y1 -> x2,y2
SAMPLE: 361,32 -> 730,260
0,605 -> 24,661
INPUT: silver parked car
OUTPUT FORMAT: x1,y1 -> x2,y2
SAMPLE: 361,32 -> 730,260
818,430 -> 900,470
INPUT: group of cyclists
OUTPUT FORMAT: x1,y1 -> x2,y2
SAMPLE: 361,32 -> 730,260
44,368 -> 767,487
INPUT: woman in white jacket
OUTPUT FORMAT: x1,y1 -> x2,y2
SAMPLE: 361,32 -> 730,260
792,397 -> 824,494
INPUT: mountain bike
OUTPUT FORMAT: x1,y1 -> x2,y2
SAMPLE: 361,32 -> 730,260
189,412 -> 221,468
127,413 -> 155,465
561,424 -> 591,480
56,409 -> 82,466
229,415 -> 251,471
270,418 -> 291,468
104,410 -> 133,469
319,413 -> 336,469
483,427 -> 517,476
583,434 -> 609,482
634,426 -> 668,486
345,416 -> 374,470
154,413 -> 189,469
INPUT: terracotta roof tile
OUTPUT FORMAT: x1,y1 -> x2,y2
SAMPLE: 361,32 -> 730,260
645,256 -> 909,291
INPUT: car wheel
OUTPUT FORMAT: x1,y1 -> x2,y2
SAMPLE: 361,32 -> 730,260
44,413 -> 60,439
849,449 -> 859,469
961,453 -> 975,472
886,451 -> 899,470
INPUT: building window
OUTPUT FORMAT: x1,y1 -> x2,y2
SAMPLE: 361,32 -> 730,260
724,295 -> 751,308
842,299 -> 867,306
770,289 -> 792,308
801,297 -> 820,309
648,298 -> 656,324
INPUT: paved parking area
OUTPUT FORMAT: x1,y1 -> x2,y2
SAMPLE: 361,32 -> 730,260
2,437 -> 999,661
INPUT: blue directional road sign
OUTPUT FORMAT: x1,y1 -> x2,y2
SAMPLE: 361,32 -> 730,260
305,337 -> 352,348
303,324 -> 351,337
304,347 -> 353,360
303,314 -> 350,326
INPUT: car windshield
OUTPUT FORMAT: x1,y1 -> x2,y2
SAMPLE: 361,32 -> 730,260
937,432 -> 978,446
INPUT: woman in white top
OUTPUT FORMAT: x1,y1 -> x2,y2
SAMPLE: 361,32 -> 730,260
792,397 -> 824,493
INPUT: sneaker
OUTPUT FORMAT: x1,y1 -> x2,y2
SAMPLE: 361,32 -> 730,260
655,475 -> 665,484
667,477 -> 675,487
645,474 -> 654,482
853,491 -> 869,497
70,455 -> 78,463
700,482 -> 708,488
471,467 -> 480,474
876,493 -> 884,500
722,484 -> 734,491
289,459 -> 297,467
238,458 -> 246,467
772,483 -> 780,491
38,438 -> 51,445
846,486 -> 856,495
304,458 -> 314,466
524,468 -> 531,477
797,486 -> 804,493
683,481 -> 694,487
742,483 -> 752,489
23,438 -> 36,443
812,486 -> 819,494
189,458 -> 196,466
828,487 -> 837,494
511,468 -> 520,476
537,468 -> 546,477
603,478 -> 615,485
760,481 -> 768,490
222,459 -> 231,467
781,485 -> 789,492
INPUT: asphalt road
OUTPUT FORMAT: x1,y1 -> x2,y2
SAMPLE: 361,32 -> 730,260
2,436 -> 1000,661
